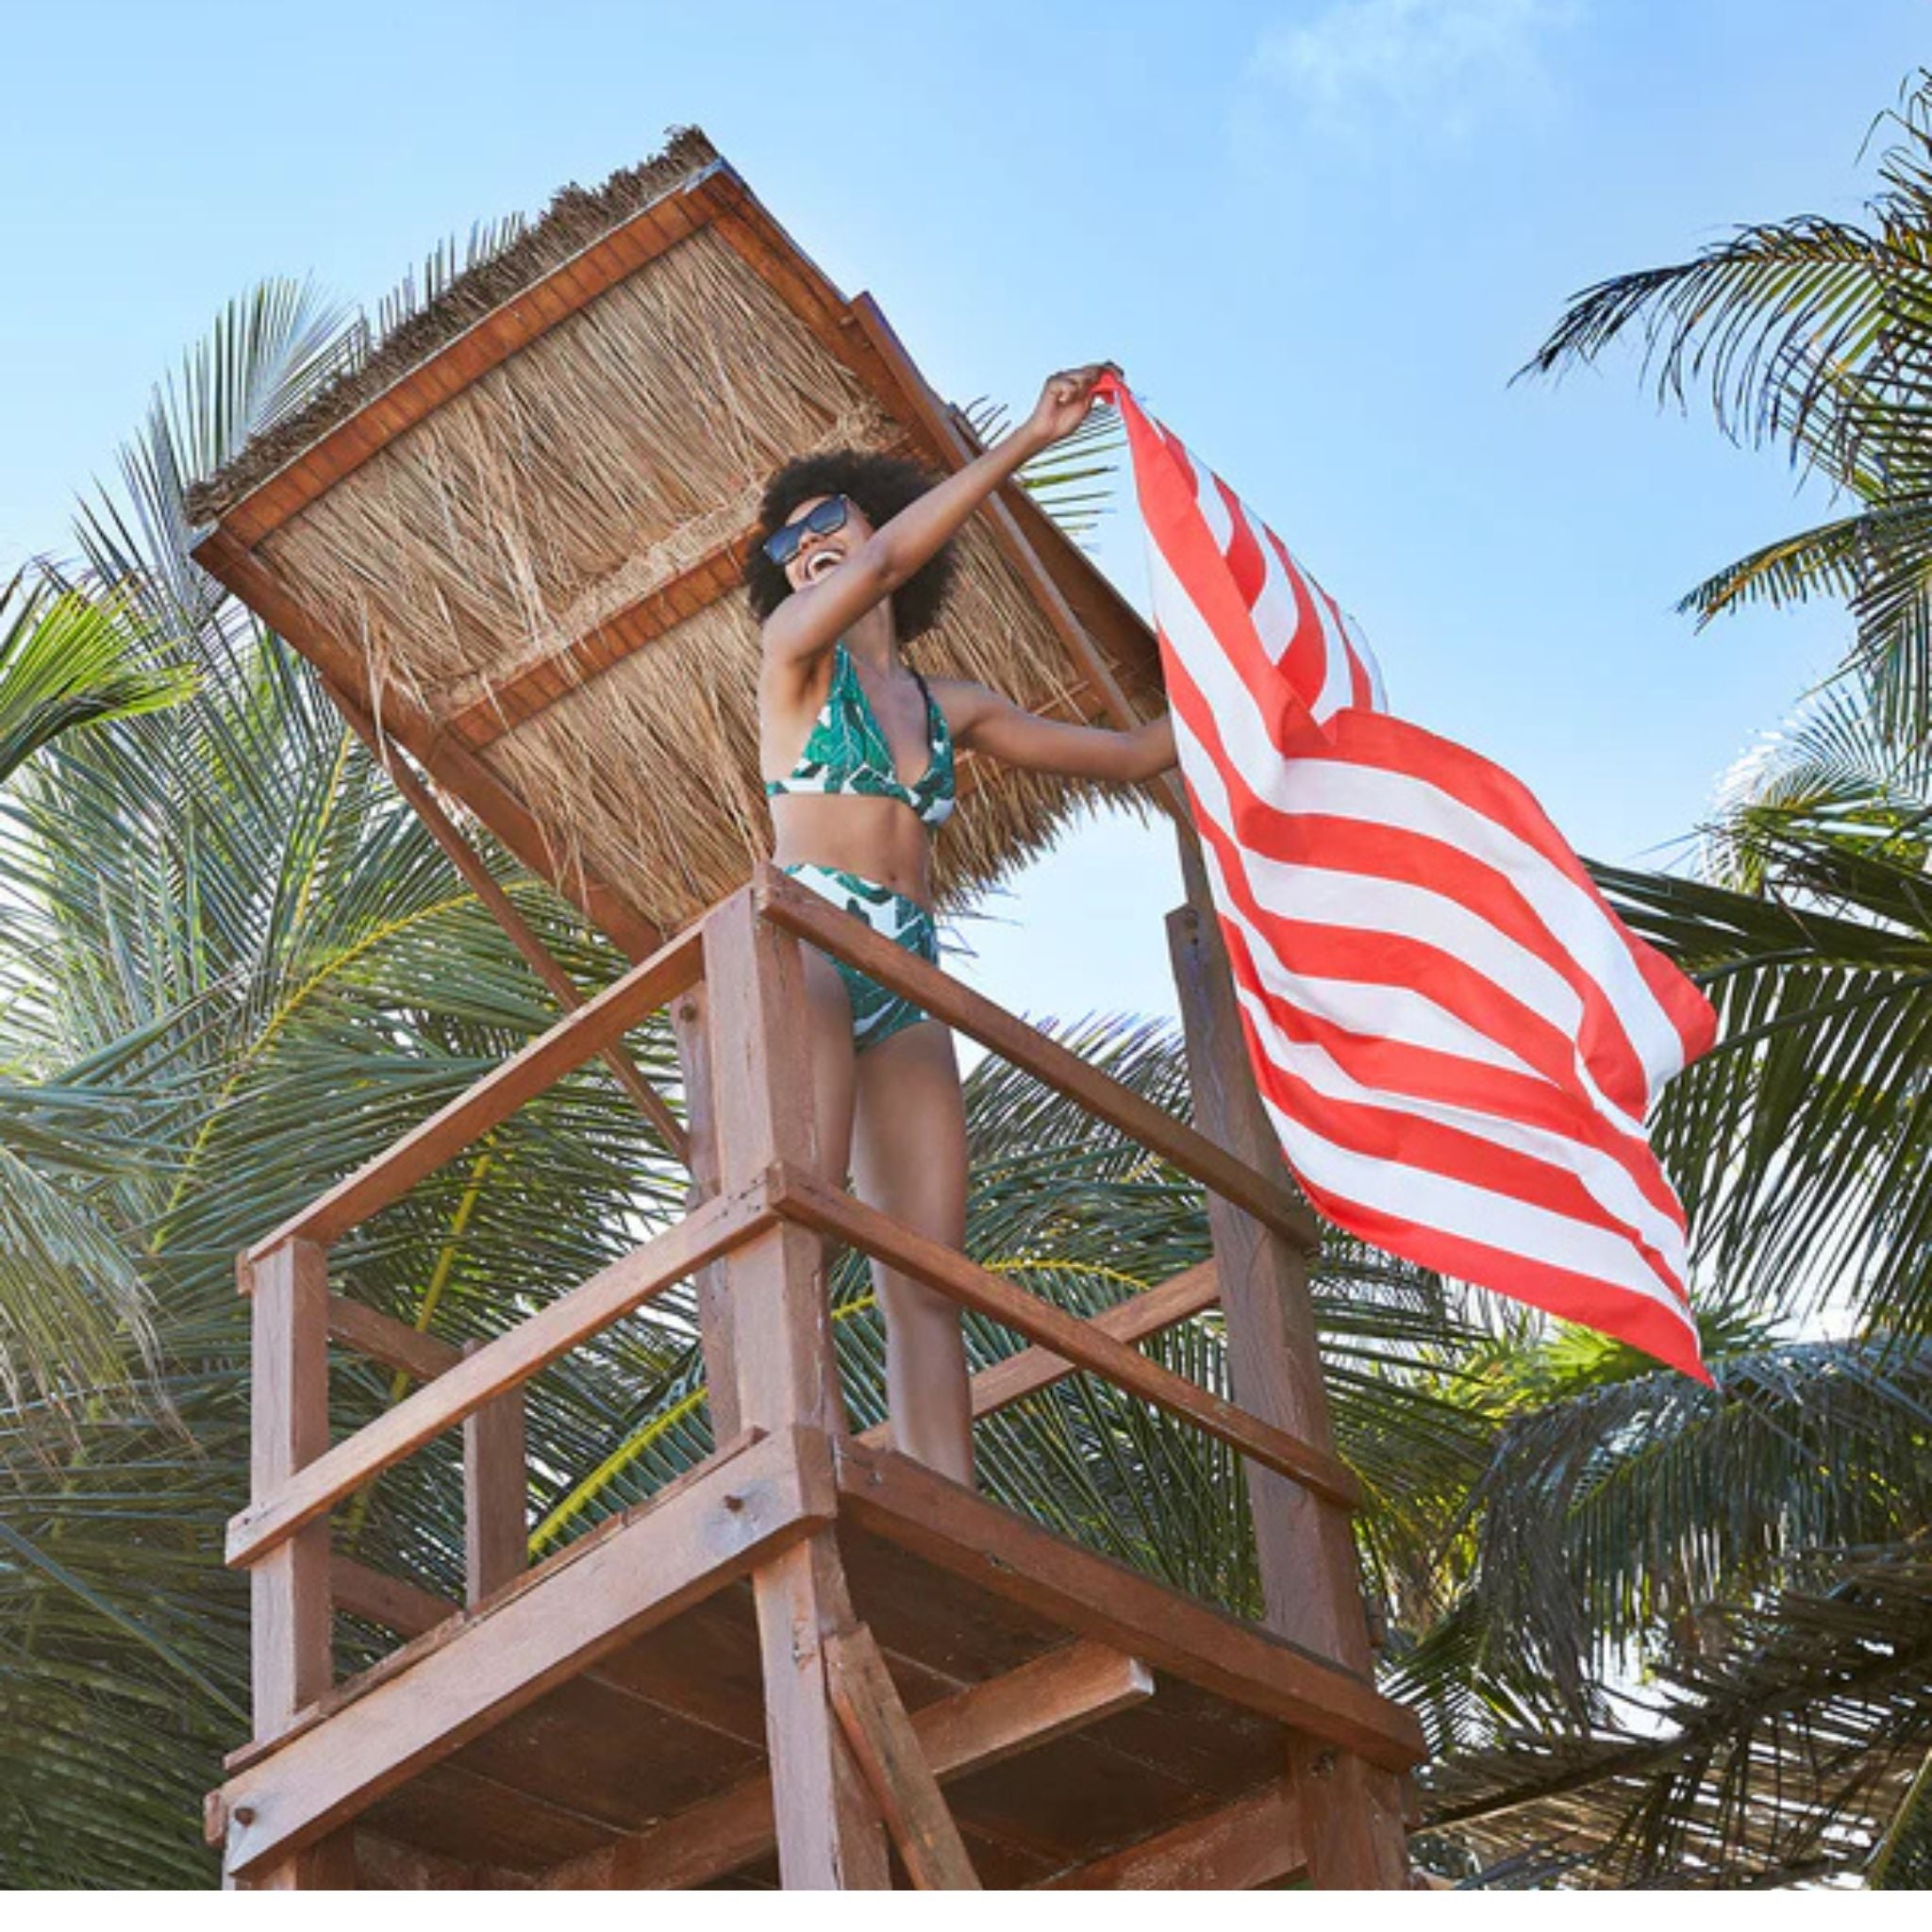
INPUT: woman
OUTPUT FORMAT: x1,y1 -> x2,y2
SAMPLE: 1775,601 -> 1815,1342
743,364 -> 1177,1486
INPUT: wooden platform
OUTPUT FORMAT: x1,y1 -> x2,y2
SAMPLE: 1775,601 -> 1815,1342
211,1434 -> 1419,1889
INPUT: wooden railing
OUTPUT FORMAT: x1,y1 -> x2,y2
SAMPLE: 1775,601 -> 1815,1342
230,861 -> 1354,1749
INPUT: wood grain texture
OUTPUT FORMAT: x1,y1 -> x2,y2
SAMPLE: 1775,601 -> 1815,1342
775,1167 -> 1357,1508
856,1259 -> 1218,1443
550,1638 -> 1154,1889
1039,1777 -> 1305,1890
825,1622 -> 979,1889
246,1241 -> 333,1744
832,1439 -> 1422,1774
219,1426 -> 830,1881
228,1186 -> 771,1566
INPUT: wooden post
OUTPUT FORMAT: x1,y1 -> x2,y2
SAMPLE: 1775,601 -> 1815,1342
1167,836 -> 1409,1888
239,1239 -> 354,1887
702,887 -> 889,1888
461,1338 -> 527,1605
672,982 -> 740,1440
246,1240 -> 334,1739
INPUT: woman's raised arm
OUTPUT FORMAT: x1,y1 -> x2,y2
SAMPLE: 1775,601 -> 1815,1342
760,365 -> 1118,669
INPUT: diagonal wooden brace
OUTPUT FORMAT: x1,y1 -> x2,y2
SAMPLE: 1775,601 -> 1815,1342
824,1622 -> 980,1890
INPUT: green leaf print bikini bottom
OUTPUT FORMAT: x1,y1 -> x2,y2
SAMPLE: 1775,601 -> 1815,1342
780,862 -> 940,1053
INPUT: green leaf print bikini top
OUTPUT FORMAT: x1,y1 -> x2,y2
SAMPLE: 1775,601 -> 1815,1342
764,639 -> 957,829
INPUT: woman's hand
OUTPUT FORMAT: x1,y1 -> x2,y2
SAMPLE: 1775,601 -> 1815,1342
1021,363 -> 1120,453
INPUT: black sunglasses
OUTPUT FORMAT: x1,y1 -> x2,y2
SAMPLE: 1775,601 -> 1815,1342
762,494 -> 852,569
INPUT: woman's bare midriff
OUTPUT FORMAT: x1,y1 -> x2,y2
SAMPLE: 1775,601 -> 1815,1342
767,791 -> 937,906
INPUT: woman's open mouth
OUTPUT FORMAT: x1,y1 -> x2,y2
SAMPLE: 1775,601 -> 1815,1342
803,547 -> 842,584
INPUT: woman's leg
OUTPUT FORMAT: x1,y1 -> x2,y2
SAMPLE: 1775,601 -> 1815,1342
850,1018 -> 973,1485
799,947 -> 859,1188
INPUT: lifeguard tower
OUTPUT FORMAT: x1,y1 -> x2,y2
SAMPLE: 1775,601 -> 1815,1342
190,131 -> 1424,1889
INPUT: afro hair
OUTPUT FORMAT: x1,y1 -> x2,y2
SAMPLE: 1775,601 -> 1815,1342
741,449 -> 958,643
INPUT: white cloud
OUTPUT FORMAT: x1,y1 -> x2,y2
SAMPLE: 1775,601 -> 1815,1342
1247,0 -> 1579,145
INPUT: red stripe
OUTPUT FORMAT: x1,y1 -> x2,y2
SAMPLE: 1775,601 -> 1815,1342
1155,599 -> 1673,1115
1257,525 -> 1339,723
1324,709 -> 1718,1068
1165,648 -> 1655,1113
1216,907 -> 1691,1308
1214,475 -> 1269,609
1296,1173 -> 1707,1381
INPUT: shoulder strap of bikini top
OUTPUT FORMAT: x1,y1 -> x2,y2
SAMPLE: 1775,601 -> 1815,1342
910,667 -> 941,731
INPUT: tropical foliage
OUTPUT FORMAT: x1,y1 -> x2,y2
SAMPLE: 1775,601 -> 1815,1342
8,78 -> 1932,1888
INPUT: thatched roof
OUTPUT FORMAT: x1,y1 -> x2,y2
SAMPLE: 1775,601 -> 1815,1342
190,128 -> 1166,955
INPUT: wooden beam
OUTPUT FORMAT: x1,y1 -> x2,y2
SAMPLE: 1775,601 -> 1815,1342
326,1292 -> 463,1383
213,162 -> 735,547
1039,1777 -> 1306,1890
700,886 -> 888,1885
246,1241 -> 333,1745
227,1186 -> 771,1567
1170,857 -> 1412,1888
327,1555 -> 458,1642
191,528 -> 662,960
832,1439 -> 1423,1774
671,983 -> 741,1439
218,1426 -> 833,1881
462,1337 -> 527,1605
774,1168 -> 1358,1510
442,537 -> 745,749
244,919 -> 703,1262
854,1258 -> 1218,1441
825,1623 -> 979,1890
755,866 -> 1318,1253
330,683 -> 690,1162
548,1640 -> 1156,1889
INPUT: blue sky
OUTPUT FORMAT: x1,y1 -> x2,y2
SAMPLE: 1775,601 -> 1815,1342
5,1 -> 1925,1032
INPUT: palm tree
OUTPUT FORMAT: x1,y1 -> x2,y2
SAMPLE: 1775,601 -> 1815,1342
1403,73 -> 1932,1888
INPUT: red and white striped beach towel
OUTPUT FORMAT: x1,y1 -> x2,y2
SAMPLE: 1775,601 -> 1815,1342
1102,375 -> 1717,1378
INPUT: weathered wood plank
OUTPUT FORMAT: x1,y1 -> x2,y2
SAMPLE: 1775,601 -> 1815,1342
219,1426 -> 833,1881
832,1439 -> 1423,1774
246,1241 -> 334,1747
755,865 -> 1317,1253
326,1293 -> 463,1383
1039,1777 -> 1306,1890
1170,853 -> 1413,1887
548,1639 -> 1155,1889
774,1167 -> 1358,1509
244,920 -> 704,1262
856,1259 -> 1219,1443
825,1622 -> 979,1889
328,1556 -> 458,1643
462,1339 -> 527,1605
228,1186 -> 770,1567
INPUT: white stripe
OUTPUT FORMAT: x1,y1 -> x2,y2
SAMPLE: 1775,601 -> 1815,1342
1203,842 -> 1690,1280
1260,763 -> 1688,1099
1157,580 -> 1670,1113
1174,705 -> 1592,1055
1266,1083 -> 1697,1328
1193,460 -> 1234,552
1249,515 -> 1317,674
1341,608 -> 1388,712
1306,576 -> 1357,724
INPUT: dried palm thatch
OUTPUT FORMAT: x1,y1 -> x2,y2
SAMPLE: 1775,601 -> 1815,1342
189,130 -> 1166,941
